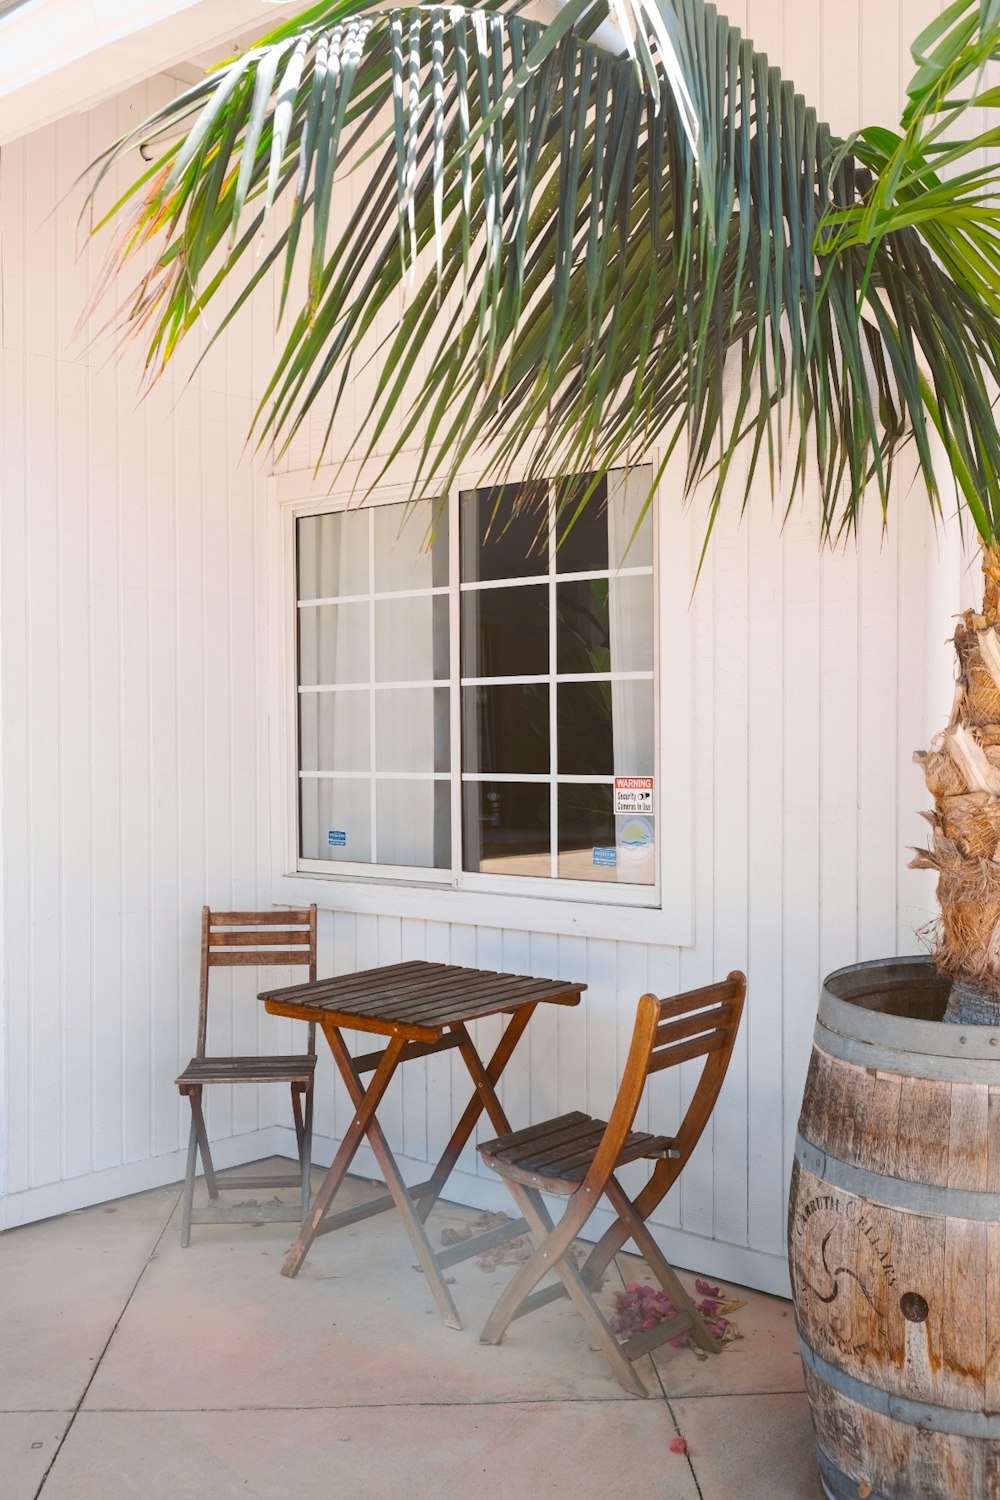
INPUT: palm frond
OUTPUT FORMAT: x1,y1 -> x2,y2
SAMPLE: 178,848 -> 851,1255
83,0 -> 1000,547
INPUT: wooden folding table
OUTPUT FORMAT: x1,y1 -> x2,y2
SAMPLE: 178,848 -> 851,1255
260,959 -> 585,1328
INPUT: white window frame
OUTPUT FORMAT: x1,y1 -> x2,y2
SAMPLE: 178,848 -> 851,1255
266,451 -> 695,945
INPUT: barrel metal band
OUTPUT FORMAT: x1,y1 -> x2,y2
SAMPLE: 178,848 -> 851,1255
815,1446 -> 885,1500
799,1341 -> 1000,1439
795,1132 -> 1000,1222
815,1019 -> 1000,1083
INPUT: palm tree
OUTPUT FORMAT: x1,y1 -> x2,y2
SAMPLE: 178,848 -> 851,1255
86,0 -> 1000,1020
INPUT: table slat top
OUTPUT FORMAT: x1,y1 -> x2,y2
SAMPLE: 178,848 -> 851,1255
260,960 -> 585,1040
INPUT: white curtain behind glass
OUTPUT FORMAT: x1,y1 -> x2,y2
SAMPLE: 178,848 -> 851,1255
606,468 -> 655,884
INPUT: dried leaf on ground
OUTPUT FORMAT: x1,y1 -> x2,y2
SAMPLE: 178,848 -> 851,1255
611,1276 -> 742,1356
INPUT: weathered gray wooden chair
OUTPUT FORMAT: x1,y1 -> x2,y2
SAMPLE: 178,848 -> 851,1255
477,972 -> 747,1394
175,906 -> 318,1246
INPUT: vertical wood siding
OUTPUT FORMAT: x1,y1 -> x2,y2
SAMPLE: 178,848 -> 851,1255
0,3 -> 970,1291
0,77 -> 277,1217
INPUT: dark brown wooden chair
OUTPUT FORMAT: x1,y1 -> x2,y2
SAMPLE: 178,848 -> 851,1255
477,972 -> 747,1395
176,906 -> 318,1246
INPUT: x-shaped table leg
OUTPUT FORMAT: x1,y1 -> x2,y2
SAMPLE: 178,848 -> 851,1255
281,1024 -> 463,1328
410,1005 -> 534,1223
280,1005 -> 541,1328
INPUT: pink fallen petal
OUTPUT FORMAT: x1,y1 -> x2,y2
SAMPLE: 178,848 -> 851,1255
670,1437 -> 689,1455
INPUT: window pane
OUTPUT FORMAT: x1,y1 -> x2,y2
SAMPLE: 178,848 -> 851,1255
376,779 -> 450,868
299,691 -> 370,773
558,783 -> 615,881
557,785 -> 655,885
463,781 -> 550,876
463,684 -> 549,775
608,468 -> 654,570
461,583 -> 548,678
298,602 -> 369,686
557,681 -> 613,774
299,778 -> 372,862
553,474 -> 609,574
557,574 -> 654,675
460,483 -> 548,581
558,679 -> 654,776
557,579 -> 610,674
374,595 -> 449,681
373,499 -> 448,592
375,687 -> 450,773
297,511 -> 369,600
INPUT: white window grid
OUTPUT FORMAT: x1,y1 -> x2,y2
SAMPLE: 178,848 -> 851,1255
293,475 -> 659,906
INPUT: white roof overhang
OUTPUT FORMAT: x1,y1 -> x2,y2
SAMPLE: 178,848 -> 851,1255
0,0 -> 300,147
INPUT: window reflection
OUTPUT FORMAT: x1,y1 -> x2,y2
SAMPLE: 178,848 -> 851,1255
463,684 -> 549,775
460,585 -> 548,678
460,484 -> 548,581
463,781 -> 550,877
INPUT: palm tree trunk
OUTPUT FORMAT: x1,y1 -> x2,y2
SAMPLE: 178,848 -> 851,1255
913,545 -> 1000,1024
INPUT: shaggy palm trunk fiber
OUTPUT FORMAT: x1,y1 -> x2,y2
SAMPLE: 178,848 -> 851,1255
913,546 -> 1000,1024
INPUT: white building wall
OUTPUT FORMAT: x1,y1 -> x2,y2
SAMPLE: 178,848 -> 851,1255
0,0 -> 970,1293
0,75 -> 281,1226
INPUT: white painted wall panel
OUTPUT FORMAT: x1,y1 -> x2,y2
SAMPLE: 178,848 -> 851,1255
0,77 -> 278,1221
0,2 -> 973,1297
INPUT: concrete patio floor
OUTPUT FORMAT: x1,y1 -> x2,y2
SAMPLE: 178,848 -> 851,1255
0,1160 -> 822,1499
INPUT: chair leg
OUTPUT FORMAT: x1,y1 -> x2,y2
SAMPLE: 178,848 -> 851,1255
291,1083 -> 305,1156
188,1088 -> 218,1199
297,1081 -> 314,1223
604,1176 -> 721,1356
180,1111 -> 200,1249
485,1179 -> 647,1398
479,1186 -> 586,1347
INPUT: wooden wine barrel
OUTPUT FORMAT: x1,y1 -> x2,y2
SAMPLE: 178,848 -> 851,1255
789,956 -> 1000,1499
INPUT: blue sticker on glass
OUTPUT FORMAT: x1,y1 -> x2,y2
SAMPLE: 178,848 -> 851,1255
593,847 -> 618,867
327,830 -> 347,847
618,816 -> 653,852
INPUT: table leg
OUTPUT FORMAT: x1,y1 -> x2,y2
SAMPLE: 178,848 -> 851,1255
323,1026 -> 463,1329
412,1005 -> 535,1223
281,1031 -> 406,1278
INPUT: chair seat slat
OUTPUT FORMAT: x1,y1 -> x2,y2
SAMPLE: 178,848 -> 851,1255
487,1115 -> 596,1162
177,1054 -> 316,1085
478,1111 -> 590,1156
518,1125 -> 608,1173
561,1133 -> 676,1180
482,1114 -> 676,1183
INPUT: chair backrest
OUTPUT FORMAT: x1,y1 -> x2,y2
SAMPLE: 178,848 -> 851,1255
196,906 -> 318,1058
585,971 -> 747,1194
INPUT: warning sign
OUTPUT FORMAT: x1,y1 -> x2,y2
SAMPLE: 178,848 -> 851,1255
614,776 -> 654,815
